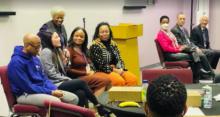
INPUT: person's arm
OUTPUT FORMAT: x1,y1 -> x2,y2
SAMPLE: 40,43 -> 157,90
171,28 -> 183,45
66,68 -> 87,77
190,28 -> 204,48
89,45 -> 113,73
113,44 -> 126,70
66,48 -> 87,77
9,60 -> 53,95
40,48 -> 71,81
206,29 -> 210,49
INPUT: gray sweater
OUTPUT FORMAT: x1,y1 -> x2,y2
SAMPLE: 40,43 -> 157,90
40,48 -> 71,84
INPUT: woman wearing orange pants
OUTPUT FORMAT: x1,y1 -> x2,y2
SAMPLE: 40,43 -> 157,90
89,22 -> 137,86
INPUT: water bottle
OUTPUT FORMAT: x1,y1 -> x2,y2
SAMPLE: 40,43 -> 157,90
141,80 -> 148,104
202,85 -> 212,108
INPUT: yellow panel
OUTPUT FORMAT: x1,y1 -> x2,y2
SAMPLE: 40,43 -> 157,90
108,86 -> 142,102
113,38 -> 140,84
111,25 -> 139,39
119,23 -> 143,36
111,23 -> 143,85
109,87 -> 202,107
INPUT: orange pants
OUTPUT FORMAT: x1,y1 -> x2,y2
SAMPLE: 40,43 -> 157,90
106,71 -> 138,86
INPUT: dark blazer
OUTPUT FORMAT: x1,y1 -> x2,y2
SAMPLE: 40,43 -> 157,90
190,25 -> 210,49
171,24 -> 190,45
38,20 -> 67,49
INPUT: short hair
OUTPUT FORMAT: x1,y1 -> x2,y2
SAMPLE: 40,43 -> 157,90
176,12 -> 185,18
160,15 -> 169,23
147,75 -> 187,117
93,22 -> 113,41
200,15 -> 208,21
50,6 -> 65,18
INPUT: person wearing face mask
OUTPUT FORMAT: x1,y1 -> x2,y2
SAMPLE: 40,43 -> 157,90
171,13 -> 214,80
156,15 -> 214,83
89,22 -> 138,86
191,15 -> 220,69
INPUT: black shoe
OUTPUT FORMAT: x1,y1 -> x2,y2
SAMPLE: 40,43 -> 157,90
96,104 -> 111,116
199,68 -> 211,74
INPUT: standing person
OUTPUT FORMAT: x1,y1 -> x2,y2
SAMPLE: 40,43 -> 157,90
8,33 -> 78,107
89,22 -> 138,86
40,32 -> 110,116
38,7 -> 67,49
171,13 -> 214,80
66,27 -> 111,96
191,15 -> 220,69
144,75 -> 187,117
156,15 -> 214,83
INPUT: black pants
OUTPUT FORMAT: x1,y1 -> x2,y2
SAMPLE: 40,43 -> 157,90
202,49 -> 220,69
58,79 -> 98,107
165,51 -> 213,82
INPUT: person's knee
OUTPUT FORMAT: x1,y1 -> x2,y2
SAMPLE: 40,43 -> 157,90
199,54 -> 209,61
115,79 -> 125,86
72,94 -> 79,104
78,79 -> 87,86
103,77 -> 112,86
122,72 -> 138,85
48,96 -> 62,102
61,92 -> 79,105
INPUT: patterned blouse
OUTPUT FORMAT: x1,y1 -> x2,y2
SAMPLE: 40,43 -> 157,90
89,38 -> 125,73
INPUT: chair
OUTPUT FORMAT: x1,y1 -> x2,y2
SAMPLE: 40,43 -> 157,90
142,68 -> 193,84
44,100 -> 95,117
0,65 -> 96,117
0,66 -> 47,117
154,40 -> 189,69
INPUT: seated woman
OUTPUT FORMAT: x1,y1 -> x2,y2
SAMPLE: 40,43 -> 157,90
66,27 -> 111,96
40,32 -> 110,116
89,22 -> 137,86
156,15 -> 214,82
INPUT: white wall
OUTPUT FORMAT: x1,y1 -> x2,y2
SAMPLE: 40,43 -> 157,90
0,0 -> 189,67
209,0 -> 220,49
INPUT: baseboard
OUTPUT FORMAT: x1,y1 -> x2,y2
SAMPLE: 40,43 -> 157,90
140,62 -> 161,70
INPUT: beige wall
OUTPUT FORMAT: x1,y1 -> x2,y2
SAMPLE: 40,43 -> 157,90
0,0 -> 190,67
210,0 -> 220,50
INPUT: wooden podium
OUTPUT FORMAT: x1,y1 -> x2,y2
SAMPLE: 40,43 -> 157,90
111,23 -> 143,84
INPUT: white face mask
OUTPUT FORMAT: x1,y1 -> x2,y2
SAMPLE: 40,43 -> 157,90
161,23 -> 169,30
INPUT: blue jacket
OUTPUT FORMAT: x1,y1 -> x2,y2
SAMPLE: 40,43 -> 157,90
8,46 -> 57,96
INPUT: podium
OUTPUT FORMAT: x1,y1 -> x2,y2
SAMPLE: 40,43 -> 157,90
111,23 -> 143,84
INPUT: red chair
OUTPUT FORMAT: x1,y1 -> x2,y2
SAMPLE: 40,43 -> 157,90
0,65 -> 96,117
142,68 -> 193,84
0,66 -> 47,117
44,100 -> 95,117
155,40 -> 189,69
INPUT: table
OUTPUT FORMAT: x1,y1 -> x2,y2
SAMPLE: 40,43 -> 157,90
100,84 -> 220,117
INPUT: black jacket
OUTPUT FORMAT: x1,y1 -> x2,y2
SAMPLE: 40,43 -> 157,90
190,25 -> 210,49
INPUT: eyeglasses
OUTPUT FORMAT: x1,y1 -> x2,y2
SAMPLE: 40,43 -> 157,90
29,43 -> 41,50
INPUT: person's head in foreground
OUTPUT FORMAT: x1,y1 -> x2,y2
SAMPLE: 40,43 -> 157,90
145,75 -> 187,117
